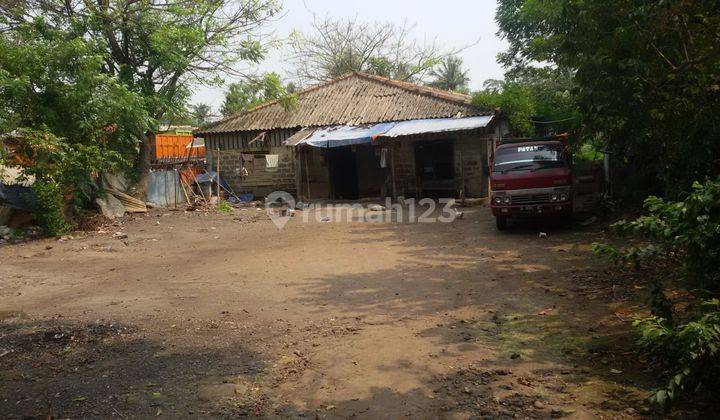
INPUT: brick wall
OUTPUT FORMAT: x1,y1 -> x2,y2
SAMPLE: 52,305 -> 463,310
210,146 -> 296,198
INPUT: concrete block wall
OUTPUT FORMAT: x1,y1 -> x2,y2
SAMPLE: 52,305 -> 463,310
212,146 -> 296,198
455,134 -> 490,198
390,133 -> 490,198
391,140 -> 418,197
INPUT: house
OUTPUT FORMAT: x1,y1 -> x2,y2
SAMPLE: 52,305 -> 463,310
195,72 -> 507,201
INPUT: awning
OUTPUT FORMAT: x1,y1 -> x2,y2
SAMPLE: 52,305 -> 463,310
284,128 -> 316,146
382,115 -> 494,138
300,122 -> 396,148
289,115 -> 495,148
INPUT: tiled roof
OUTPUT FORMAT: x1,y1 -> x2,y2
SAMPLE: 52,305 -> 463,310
197,72 -> 489,134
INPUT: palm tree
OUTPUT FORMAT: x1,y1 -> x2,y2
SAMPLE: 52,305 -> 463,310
428,56 -> 470,93
192,103 -> 213,126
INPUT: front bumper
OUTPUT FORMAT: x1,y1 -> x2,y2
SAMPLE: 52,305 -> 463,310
491,202 -> 572,217
490,186 -> 572,217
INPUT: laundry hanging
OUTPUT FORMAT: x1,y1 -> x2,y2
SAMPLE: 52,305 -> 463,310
241,153 -> 255,173
265,154 -> 279,169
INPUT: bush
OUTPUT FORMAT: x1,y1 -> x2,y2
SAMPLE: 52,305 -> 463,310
6,129 -> 126,234
31,181 -> 71,236
217,201 -> 232,213
592,178 -> 720,407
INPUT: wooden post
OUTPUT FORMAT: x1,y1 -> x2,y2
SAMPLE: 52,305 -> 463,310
304,149 -> 311,199
390,143 -> 397,200
180,178 -> 191,205
216,146 -> 221,200
458,149 -> 465,203
294,148 -> 302,201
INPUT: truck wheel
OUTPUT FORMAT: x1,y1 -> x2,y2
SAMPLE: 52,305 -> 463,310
496,216 -> 508,231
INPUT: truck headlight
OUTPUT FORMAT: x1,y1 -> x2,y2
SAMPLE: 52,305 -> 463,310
560,193 -> 569,201
502,196 -> 511,205
550,194 -> 559,202
493,196 -> 502,205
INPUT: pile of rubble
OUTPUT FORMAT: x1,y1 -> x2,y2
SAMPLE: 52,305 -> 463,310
0,225 -> 10,243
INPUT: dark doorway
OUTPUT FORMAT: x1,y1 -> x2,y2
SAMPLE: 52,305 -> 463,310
415,140 -> 454,181
415,140 -> 456,198
329,146 -> 359,199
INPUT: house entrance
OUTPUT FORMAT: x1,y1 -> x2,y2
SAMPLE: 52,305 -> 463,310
329,146 -> 359,200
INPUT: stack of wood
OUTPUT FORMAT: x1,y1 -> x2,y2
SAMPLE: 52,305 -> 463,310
106,188 -> 147,213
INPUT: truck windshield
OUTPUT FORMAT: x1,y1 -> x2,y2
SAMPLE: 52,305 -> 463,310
493,144 -> 565,172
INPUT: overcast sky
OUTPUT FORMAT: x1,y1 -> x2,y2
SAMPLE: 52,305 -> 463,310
190,0 -> 507,110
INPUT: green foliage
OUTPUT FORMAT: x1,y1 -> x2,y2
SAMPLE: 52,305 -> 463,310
1,1 -> 280,227
496,0 -> 720,198
473,82 -> 534,136
473,68 -> 579,137
427,56 -> 470,93
30,181 -> 71,236
0,18 -> 143,232
217,201 -> 232,213
220,73 -> 292,117
593,178 -> 720,406
2,0 -> 281,198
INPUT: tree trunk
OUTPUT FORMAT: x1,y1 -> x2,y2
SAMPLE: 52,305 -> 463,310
135,131 -> 152,200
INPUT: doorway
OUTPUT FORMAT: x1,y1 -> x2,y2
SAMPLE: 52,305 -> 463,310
329,146 -> 359,199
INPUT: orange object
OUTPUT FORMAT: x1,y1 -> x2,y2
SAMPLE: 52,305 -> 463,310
154,134 -> 205,160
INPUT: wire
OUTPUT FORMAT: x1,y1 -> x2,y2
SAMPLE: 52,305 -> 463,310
528,116 -> 578,124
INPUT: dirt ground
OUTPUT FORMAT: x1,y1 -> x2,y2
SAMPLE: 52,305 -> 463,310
1,204 -> 662,419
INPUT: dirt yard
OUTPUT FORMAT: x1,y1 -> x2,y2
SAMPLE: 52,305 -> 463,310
1,205 -> 660,418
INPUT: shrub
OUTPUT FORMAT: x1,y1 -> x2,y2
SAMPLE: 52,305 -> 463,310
217,201 -> 232,213
31,181 -> 71,236
592,178 -> 720,407
7,129 -> 126,234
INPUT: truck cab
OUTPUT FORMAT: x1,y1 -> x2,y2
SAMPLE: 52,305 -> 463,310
490,139 -> 573,230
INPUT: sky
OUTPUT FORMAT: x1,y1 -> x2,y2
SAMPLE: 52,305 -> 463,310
190,0 -> 507,110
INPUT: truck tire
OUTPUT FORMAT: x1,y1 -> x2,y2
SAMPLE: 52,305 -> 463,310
496,216 -> 508,231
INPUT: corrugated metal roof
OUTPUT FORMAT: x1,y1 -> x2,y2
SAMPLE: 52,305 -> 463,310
383,115 -> 495,138
198,72 -> 489,134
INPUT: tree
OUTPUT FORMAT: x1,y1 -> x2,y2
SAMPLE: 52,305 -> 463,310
289,17 -> 457,83
427,56 -> 470,93
495,0 -> 720,198
0,17 -> 147,233
191,104 -> 213,127
1,0 -> 281,197
220,72 -> 288,117
472,68 -> 579,137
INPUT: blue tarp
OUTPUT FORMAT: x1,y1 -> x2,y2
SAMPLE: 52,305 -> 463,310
0,184 -> 36,211
194,170 -> 231,192
302,122 -> 397,148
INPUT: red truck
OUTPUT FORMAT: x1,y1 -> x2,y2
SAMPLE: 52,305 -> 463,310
490,137 -> 573,230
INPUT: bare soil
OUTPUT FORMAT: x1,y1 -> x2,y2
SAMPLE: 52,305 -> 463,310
1,205 -> 662,418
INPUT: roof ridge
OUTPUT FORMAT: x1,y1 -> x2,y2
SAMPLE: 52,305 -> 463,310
198,74 -> 358,132
198,72 -> 477,132
352,71 -> 474,105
